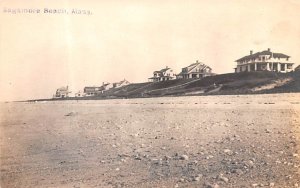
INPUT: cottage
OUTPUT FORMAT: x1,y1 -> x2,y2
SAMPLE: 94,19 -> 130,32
235,48 -> 294,73
148,66 -> 176,82
83,82 -> 113,96
113,79 -> 130,88
83,86 -> 103,96
177,60 -> 213,79
53,86 -> 71,98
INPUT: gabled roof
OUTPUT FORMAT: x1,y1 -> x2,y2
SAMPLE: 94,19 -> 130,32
236,49 -> 290,62
84,86 -> 102,89
153,67 -> 171,74
113,79 -> 130,85
102,83 -> 111,87
57,86 -> 69,92
84,86 -> 104,92
159,67 -> 170,72
180,62 -> 211,74
152,67 -> 172,77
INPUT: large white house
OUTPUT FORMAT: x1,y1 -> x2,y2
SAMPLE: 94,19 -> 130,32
177,60 -> 214,79
148,66 -> 176,82
235,48 -> 294,73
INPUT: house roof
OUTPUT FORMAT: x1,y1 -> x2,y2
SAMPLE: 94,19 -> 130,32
159,67 -> 170,72
179,62 -> 211,74
152,67 -> 172,77
149,75 -> 173,79
84,86 -> 105,92
236,49 -> 290,62
153,67 -> 171,74
56,86 -> 69,92
114,79 -> 129,85
102,83 -> 111,87
84,86 -> 102,89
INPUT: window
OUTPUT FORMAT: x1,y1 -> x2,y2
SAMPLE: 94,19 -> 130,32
281,64 -> 285,71
287,64 -> 292,69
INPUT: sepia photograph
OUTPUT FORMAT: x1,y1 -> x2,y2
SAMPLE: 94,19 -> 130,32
0,0 -> 300,187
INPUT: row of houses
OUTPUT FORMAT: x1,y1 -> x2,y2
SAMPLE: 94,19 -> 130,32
148,48 -> 295,83
78,79 -> 130,97
148,60 -> 215,82
53,79 -> 130,98
54,48 -> 296,98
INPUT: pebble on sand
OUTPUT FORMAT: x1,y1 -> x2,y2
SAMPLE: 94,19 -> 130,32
218,174 -> 229,183
204,182 -> 220,188
180,155 -> 189,160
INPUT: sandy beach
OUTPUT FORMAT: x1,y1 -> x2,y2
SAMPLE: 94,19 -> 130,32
1,94 -> 300,187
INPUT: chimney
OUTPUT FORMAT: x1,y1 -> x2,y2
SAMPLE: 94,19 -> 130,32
196,60 -> 199,63
166,66 -> 168,68
268,48 -> 270,52
250,50 -> 253,55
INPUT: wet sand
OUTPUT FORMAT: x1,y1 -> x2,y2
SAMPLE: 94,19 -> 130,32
1,94 -> 300,187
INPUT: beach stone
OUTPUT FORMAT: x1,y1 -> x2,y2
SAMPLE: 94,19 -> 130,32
65,112 -> 77,116
218,174 -> 229,183
193,175 -> 203,181
204,182 -> 220,188
233,169 -> 243,175
180,155 -> 189,160
265,129 -> 271,133
224,149 -> 232,154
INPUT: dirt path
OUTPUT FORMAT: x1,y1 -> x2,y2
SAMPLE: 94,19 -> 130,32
1,94 -> 300,188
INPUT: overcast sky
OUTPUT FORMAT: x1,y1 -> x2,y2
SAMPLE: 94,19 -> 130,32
1,0 -> 300,101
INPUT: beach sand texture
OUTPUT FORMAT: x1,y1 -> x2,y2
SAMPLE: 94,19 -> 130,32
1,94 -> 300,187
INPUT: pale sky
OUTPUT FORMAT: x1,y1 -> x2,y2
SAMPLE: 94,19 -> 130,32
0,0 -> 300,101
